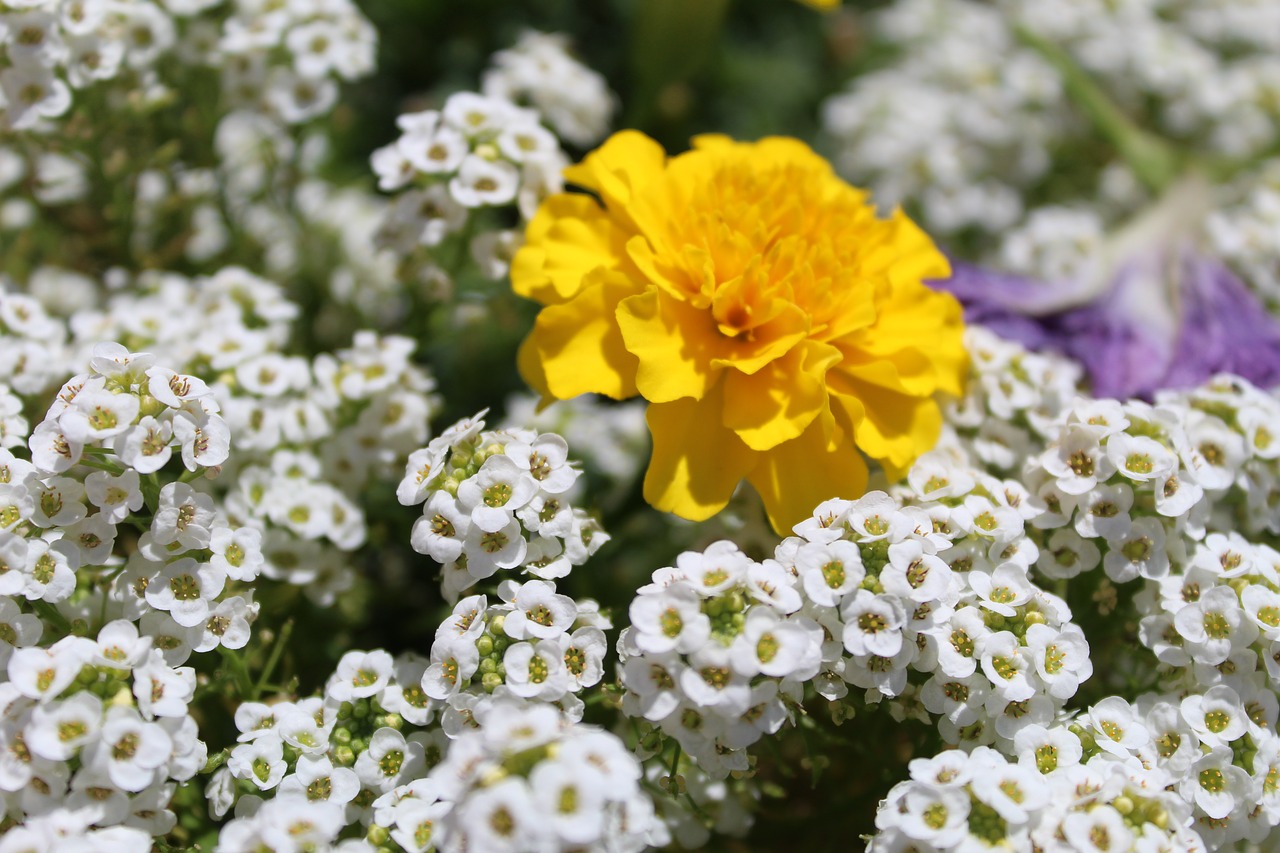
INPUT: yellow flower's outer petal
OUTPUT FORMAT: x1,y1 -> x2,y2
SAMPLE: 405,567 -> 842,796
563,130 -> 666,225
861,211 -> 951,287
516,332 -> 553,404
722,340 -> 841,451
833,350 -> 935,398
850,282 -> 967,397
645,389 -> 757,522
748,415 -> 869,534
511,194 -> 630,305
518,269 -> 643,401
616,289 -> 723,403
843,382 -> 944,479
849,212 -> 967,396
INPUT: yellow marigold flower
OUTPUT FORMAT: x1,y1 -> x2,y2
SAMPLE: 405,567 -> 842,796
512,131 -> 966,532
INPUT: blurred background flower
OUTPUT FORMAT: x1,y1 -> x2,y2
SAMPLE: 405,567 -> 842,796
936,178 -> 1280,399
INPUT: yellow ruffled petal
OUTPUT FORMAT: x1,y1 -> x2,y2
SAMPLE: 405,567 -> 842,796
848,283 -> 967,397
645,389 -> 757,522
832,349 -> 936,398
748,414 -> 869,534
722,340 -> 841,451
562,130 -> 666,226
626,233 -> 713,306
511,194 -> 630,305
518,269 -> 643,401
616,289 -> 723,403
860,210 -> 952,287
708,303 -> 810,375
843,383 -> 944,479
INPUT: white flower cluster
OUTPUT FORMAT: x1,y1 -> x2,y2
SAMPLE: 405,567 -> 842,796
873,670 -> 1280,851
292,179 -> 405,327
212,650 -> 663,853
1,624 -> 212,846
0,268 -> 441,607
384,699 -> 662,853
0,345 -> 281,845
618,475 -> 1094,777
795,484 -> 1094,745
216,330 -> 437,601
940,326 -> 1083,476
211,648 -> 441,825
822,0 -> 1068,234
23,269 -> 440,604
64,267 -> 295,382
0,0 -> 376,134
0,0 -> 180,131
0,146 -> 90,228
1005,0 -> 1280,159
1025,374 -> 1280,590
502,392 -> 648,509
125,112 -> 407,330
1208,159 -> 1280,307
216,0 -> 376,125
371,89 -> 570,293
617,540 -> 819,778
998,205 -> 1108,283
398,412 -> 608,600
1137,531 -> 1280,697
481,30 -> 615,148
422,583 -> 608,720
0,811 -> 151,850
822,0 -> 1280,280
869,734 -> 1205,853
0,289 -> 75,402
30,342 -> 229,477
860,368 -> 1280,849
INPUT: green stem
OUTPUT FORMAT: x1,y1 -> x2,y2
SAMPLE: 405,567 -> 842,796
1014,25 -> 1183,193
31,600 -> 73,634
75,455 -> 126,476
96,567 -> 126,629
218,647 -> 255,699
141,473 -> 162,511
252,618 -> 294,701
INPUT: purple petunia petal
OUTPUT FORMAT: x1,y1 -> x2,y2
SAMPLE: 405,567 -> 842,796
931,251 -> 1280,399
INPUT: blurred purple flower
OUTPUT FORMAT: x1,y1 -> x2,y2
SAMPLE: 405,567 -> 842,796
933,183 -> 1280,399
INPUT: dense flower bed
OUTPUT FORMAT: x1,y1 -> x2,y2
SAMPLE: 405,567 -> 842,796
2,1 -> 1280,851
